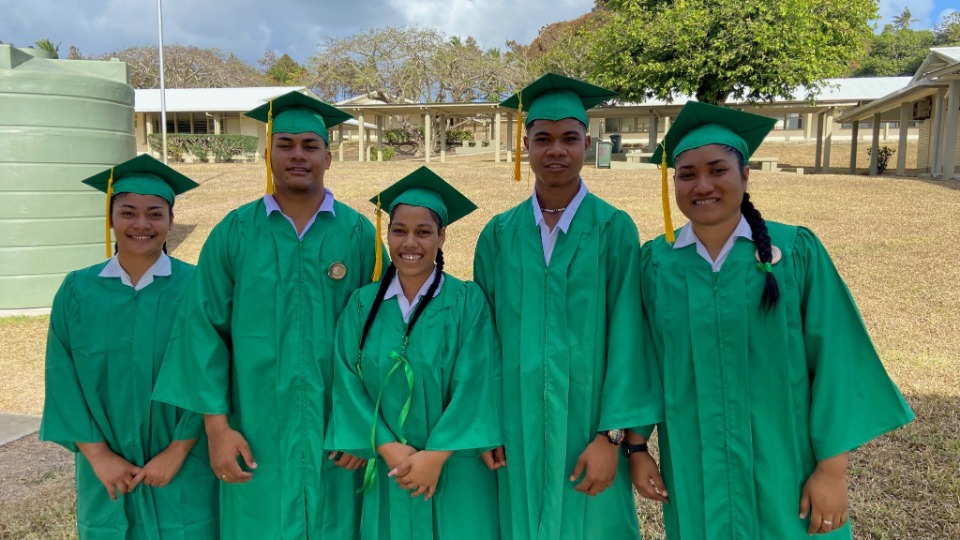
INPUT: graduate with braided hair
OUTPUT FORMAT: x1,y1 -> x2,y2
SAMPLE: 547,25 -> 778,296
326,166 -> 501,540
634,101 -> 914,539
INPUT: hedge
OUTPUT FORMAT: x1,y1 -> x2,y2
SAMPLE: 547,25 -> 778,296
147,134 -> 258,162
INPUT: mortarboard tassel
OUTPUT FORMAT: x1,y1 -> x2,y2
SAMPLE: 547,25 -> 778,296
513,92 -> 523,182
105,167 -> 114,258
265,101 -> 275,195
660,142 -> 675,243
372,194 -> 383,282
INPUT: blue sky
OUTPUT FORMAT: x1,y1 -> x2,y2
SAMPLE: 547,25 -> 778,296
0,0 -> 956,68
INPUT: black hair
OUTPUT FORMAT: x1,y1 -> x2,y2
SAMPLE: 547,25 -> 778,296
358,206 -> 445,352
719,145 -> 780,312
526,118 -> 588,133
109,192 -> 172,255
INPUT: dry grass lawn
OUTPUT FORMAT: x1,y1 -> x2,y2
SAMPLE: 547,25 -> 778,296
1,142 -> 958,539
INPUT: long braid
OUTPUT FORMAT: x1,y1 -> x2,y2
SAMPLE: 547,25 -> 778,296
359,264 -> 397,352
741,192 -> 780,312
406,249 -> 444,336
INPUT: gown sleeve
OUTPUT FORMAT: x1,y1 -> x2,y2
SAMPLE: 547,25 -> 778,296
326,290 -> 398,458
598,214 -> 664,432
39,273 -> 105,452
152,216 -> 239,415
472,219 -> 498,306
425,283 -> 502,452
796,227 -> 914,460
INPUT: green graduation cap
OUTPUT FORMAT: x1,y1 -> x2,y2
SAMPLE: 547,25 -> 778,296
367,167 -> 477,281
500,73 -> 617,127
649,101 -> 777,168
82,154 -> 198,206
370,166 -> 477,227
245,90 -> 353,142
82,154 -> 199,257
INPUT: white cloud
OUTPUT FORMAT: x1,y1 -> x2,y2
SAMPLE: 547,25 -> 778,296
386,0 -> 594,48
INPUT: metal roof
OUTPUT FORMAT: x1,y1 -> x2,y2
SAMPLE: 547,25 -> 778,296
135,86 -> 310,113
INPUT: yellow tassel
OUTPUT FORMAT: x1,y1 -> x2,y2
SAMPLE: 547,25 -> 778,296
265,101 -> 274,195
660,143 -> 675,243
513,92 -> 523,182
372,194 -> 383,282
105,167 -> 114,258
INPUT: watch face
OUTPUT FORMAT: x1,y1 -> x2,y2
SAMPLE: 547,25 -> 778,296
609,429 -> 624,444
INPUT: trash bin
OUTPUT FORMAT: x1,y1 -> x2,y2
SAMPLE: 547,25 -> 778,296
609,134 -> 622,153
596,141 -> 612,169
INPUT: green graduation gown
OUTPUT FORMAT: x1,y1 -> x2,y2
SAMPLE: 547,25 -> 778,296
40,257 -> 218,540
152,199 -> 380,540
326,274 -> 501,540
640,222 -> 914,540
473,193 -> 663,540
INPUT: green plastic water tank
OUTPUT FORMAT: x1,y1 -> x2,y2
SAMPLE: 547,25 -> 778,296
0,45 -> 135,311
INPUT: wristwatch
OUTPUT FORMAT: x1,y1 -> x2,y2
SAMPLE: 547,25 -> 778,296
622,442 -> 649,457
600,429 -> 625,446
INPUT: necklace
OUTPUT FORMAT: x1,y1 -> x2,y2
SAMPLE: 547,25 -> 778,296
541,207 -> 566,213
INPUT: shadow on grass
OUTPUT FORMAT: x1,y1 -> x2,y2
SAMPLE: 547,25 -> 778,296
166,223 -> 197,254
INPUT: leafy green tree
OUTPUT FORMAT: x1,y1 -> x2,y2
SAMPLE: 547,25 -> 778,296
935,11 -> 960,45
853,25 -> 935,76
259,51 -> 309,85
587,0 -> 878,104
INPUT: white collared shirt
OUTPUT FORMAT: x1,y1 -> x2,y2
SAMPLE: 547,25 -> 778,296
98,252 -> 172,291
674,216 -> 754,272
384,267 -> 445,323
532,180 -> 588,265
263,189 -> 337,239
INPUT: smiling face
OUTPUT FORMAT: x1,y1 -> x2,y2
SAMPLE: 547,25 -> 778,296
388,204 -> 445,283
270,132 -> 331,195
110,193 -> 173,259
524,118 -> 591,190
674,144 -> 748,229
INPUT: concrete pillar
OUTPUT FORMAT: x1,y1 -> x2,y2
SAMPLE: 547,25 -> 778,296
146,114 -> 155,136
214,115 -> 221,135
648,111 -> 659,151
897,102 -> 910,175
494,110 -> 502,163
424,112 -> 432,163
942,80 -> 960,179
506,113 -> 514,152
338,125 -> 344,162
376,115 -> 384,162
804,113 -> 814,140
358,112 -> 366,162
823,108 -> 834,173
814,111 -> 825,173
849,121 -> 859,174
869,113 -> 881,176
440,115 -> 447,163
663,116 -> 671,133
931,89 -> 946,177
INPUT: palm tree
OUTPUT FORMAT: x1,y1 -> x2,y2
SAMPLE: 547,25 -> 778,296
35,38 -> 59,59
892,7 -> 920,31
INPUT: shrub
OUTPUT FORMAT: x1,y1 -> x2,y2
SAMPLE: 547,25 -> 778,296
445,129 -> 474,144
368,145 -> 396,161
147,134 -> 258,162
383,129 -> 413,144
867,145 -> 896,174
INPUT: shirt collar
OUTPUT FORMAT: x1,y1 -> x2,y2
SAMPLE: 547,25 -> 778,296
674,215 -> 753,250
532,180 -> 588,233
98,252 -> 171,290
263,188 -> 337,218
384,266 -> 444,302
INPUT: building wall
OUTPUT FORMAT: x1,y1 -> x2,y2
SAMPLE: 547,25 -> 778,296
915,118 -> 960,174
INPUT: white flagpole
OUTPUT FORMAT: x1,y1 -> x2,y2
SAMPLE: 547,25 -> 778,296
157,0 -> 168,164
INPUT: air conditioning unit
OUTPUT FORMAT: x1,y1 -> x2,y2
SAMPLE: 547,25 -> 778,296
912,97 -> 932,120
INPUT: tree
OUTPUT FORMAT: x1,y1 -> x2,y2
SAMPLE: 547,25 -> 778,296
935,11 -> 960,45
35,38 -> 59,58
853,25 -> 935,76
259,50 -> 310,86
98,45 -> 270,89
891,7 -> 919,30
527,12 -> 608,81
587,0 -> 878,104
